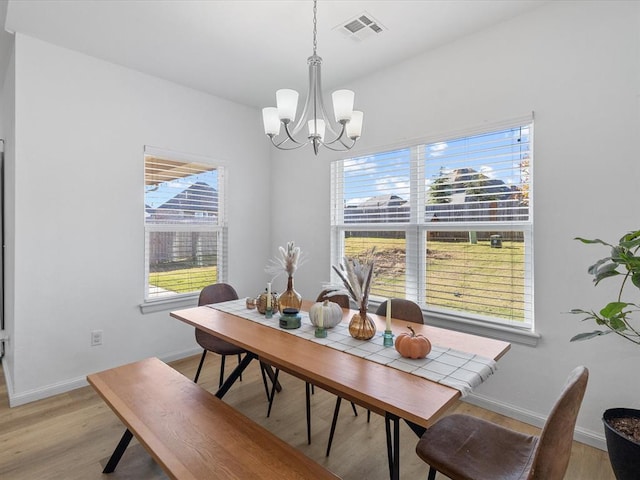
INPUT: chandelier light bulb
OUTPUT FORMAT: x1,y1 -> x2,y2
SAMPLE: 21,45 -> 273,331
332,90 -> 355,123
276,89 -> 299,123
346,111 -> 364,140
308,118 -> 326,141
262,107 -> 281,136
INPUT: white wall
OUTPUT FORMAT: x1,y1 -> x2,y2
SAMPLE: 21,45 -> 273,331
4,33 -> 271,404
4,0 -> 640,450
1,42 -> 15,386
271,1 -> 640,447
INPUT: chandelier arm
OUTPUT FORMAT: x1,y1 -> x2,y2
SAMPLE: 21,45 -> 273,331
270,134 -> 309,151
318,137 -> 358,152
282,121 -> 307,145
320,121 -> 349,146
307,55 -> 344,139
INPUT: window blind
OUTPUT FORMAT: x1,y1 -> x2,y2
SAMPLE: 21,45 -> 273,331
331,121 -> 533,328
425,126 -> 531,223
144,151 -> 226,301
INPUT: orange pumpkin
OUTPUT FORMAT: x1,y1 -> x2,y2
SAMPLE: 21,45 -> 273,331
394,325 -> 431,359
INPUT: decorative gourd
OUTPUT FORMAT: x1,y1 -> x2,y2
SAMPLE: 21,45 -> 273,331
257,292 -> 279,314
309,300 -> 343,328
394,325 -> 431,359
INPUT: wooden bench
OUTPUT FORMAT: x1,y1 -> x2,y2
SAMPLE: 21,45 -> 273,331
88,357 -> 339,480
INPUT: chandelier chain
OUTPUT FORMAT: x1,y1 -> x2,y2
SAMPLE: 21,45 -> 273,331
312,0 -> 317,56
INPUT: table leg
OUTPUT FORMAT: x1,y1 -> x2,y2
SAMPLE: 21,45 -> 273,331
305,382 -> 312,445
215,352 -> 256,399
103,428 -> 134,473
385,412 -> 400,480
404,419 -> 426,438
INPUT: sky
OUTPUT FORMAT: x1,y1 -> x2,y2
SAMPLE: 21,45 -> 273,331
342,125 -> 531,206
145,170 -> 218,209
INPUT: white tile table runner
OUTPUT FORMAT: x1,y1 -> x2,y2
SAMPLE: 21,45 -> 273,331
207,299 -> 497,397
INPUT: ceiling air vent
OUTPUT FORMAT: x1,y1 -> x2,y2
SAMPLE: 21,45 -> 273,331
334,12 -> 385,42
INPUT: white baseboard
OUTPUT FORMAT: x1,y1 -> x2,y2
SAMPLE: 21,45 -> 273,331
4,347 -> 202,407
465,392 -> 607,451
2,350 -> 610,452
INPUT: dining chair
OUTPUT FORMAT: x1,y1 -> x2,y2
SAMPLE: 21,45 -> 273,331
325,298 -> 424,456
316,288 -> 351,308
267,289 -> 353,446
193,283 -> 245,386
416,365 -> 589,480
196,283 -> 276,400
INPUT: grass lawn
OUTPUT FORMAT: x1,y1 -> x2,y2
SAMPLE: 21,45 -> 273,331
149,265 -> 217,294
150,236 -> 527,322
345,235 -> 526,321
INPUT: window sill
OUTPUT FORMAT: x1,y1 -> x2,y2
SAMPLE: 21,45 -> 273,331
140,294 -> 199,314
423,310 -> 539,346
369,301 -> 539,346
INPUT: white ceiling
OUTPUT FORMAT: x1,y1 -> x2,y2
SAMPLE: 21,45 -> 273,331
1,0 -> 548,108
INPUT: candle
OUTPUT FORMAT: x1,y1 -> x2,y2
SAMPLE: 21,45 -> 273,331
266,282 -> 272,309
319,302 -> 326,329
386,299 -> 392,331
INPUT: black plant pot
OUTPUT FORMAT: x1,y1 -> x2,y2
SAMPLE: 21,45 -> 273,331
603,408 -> 640,480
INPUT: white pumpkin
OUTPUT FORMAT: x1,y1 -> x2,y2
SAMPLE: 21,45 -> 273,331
309,300 -> 344,328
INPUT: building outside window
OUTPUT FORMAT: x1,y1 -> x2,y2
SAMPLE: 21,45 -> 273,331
144,147 -> 227,302
331,119 -> 533,330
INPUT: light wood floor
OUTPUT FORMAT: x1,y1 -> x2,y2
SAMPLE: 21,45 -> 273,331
0,354 -> 615,479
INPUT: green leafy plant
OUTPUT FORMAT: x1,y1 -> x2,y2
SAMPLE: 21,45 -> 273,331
570,229 -> 640,344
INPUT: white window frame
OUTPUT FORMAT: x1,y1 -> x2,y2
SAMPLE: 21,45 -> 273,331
331,117 -> 539,345
140,146 -> 228,313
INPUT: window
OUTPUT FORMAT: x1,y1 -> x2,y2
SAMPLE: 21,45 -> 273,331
331,119 -> 533,330
143,147 -> 227,303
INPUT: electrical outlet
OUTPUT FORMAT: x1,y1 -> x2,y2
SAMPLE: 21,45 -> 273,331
91,330 -> 103,346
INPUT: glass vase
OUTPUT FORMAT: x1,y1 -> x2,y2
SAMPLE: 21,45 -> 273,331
278,275 -> 302,311
348,307 -> 376,340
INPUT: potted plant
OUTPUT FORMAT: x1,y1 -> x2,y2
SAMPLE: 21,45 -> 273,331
570,229 -> 640,479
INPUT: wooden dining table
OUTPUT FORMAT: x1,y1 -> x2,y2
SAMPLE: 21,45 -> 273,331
171,300 -> 510,480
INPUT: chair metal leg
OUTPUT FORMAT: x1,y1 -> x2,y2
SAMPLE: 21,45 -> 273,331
259,362 -> 271,402
266,368 -> 281,418
326,396 -> 342,457
263,364 -> 283,392
351,402 -> 358,416
193,349 -> 207,383
306,382 -> 312,445
427,466 -> 437,480
367,409 -> 371,422
218,354 -> 226,388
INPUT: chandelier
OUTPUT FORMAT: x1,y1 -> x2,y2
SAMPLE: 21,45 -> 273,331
262,0 -> 364,155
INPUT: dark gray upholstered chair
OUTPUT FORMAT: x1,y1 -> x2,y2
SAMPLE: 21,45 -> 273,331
375,298 -> 424,327
316,288 -> 351,308
416,366 -> 589,480
326,298 -> 424,456
193,283 -> 244,386
268,289 -> 352,446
